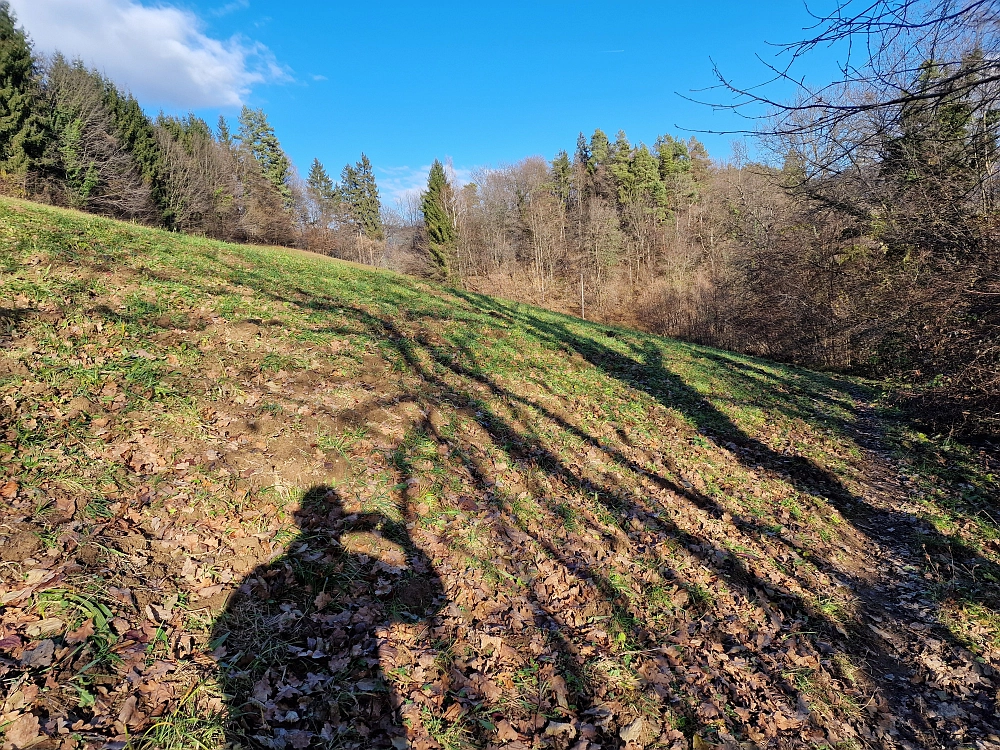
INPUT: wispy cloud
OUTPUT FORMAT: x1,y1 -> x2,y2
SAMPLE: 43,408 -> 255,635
311,74 -> 328,82
210,0 -> 250,18
376,163 -> 473,208
11,0 -> 289,108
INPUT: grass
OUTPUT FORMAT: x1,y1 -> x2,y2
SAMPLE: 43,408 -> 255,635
2,197 -> 999,748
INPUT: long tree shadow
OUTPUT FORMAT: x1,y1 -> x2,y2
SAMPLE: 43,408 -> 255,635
302,302 -> 943,742
212,279 -> 1000,746
58,226 -> 1000,746
445,291 -> 1000,740
462,291 -> 1000,595
211,485 -> 445,748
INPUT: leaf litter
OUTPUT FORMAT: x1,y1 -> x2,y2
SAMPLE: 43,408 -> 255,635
0,198 -> 999,749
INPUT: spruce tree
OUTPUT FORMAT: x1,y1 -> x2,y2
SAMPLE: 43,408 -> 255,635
550,150 -> 572,202
337,153 -> 383,240
237,106 -> 292,208
103,82 -> 168,223
574,132 -> 590,167
306,158 -> 338,222
654,134 -> 704,207
216,115 -> 232,148
421,159 -> 456,277
0,2 -> 52,178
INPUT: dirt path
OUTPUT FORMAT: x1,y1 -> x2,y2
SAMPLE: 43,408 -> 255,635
832,394 -> 1000,749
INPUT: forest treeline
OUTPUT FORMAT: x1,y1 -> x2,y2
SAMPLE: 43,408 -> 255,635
1,1 -> 996,434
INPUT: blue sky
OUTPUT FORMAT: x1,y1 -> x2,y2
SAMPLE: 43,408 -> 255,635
12,0 -> 846,205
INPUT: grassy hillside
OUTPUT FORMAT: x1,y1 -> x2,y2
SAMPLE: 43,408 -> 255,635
1,197 -> 998,750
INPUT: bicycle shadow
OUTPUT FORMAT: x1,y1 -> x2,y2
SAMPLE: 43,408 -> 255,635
211,485 -> 445,748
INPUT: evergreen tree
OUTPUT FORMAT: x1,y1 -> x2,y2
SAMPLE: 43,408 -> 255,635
629,145 -> 668,218
237,106 -> 291,208
550,150 -> 572,203
588,129 -> 609,172
574,132 -> 590,167
216,115 -> 232,148
58,118 -> 97,206
337,153 -> 383,240
607,130 -> 633,191
421,159 -> 456,277
0,2 -> 52,178
46,56 -> 153,219
654,134 -> 705,206
306,157 -> 338,222
103,82 -> 168,223
654,134 -> 690,180
687,137 -> 711,187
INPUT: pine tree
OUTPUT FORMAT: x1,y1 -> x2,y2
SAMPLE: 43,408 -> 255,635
654,134 -> 703,207
0,2 -> 52,178
421,159 -> 456,277
337,153 -> 383,240
588,129 -> 609,172
654,134 -> 689,180
607,130 -> 633,193
237,106 -> 291,208
629,145 -> 668,219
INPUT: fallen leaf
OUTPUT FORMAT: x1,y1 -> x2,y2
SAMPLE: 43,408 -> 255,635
19,640 -> 55,668
24,619 -> 63,639
287,731 -> 313,749
193,584 -> 225,601
620,718 -> 645,743
774,713 -> 802,730
118,695 -> 142,727
698,701 -> 720,719
550,673 -> 570,709
5,712 -> 40,748
544,721 -> 577,738
314,591 -> 332,610
65,619 -> 95,645
145,594 -> 178,623
0,480 -> 18,499
496,720 -> 520,742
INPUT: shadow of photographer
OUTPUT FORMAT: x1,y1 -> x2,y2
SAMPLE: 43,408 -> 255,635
211,485 -> 444,748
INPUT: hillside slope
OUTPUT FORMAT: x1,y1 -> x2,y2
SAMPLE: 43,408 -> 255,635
1,198 -> 999,750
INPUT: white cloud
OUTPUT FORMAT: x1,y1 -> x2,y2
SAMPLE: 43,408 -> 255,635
377,163 -> 473,208
210,0 -> 249,18
376,166 -> 427,210
11,0 -> 289,108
